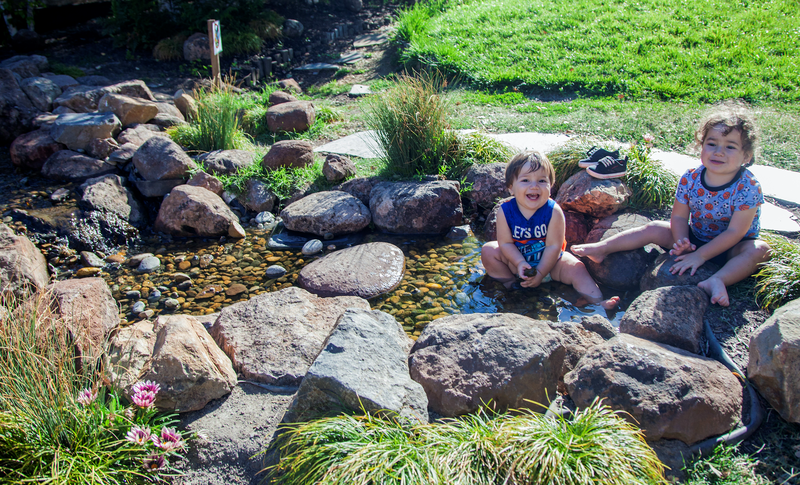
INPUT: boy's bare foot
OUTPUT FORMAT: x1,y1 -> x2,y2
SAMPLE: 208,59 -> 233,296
600,296 -> 621,310
698,277 -> 730,306
571,243 -> 606,264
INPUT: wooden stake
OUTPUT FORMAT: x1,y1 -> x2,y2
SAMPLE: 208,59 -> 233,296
207,19 -> 221,86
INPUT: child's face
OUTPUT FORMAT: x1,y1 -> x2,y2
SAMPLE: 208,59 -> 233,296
509,162 -> 552,215
700,125 -> 752,182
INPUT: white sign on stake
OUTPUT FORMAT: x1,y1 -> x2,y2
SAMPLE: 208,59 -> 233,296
212,20 -> 222,55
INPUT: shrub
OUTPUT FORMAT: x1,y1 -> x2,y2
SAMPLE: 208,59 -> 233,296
754,232 -> 800,310
168,82 -> 252,153
624,135 -> 678,210
364,71 -> 458,178
683,443 -> 768,485
152,34 -> 188,61
546,142 -> 600,194
0,293 -> 187,483
267,399 -> 667,484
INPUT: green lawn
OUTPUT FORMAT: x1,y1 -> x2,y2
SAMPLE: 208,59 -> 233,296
399,0 -> 800,103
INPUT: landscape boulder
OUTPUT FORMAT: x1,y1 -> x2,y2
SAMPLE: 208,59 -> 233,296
41,150 -> 118,181
19,76 -> 61,111
210,286 -> 370,386
555,171 -> 631,218
108,315 -> 237,413
155,185 -> 244,238
42,73 -> 79,90
284,309 -> 428,423
298,242 -> 405,299
281,191 -> 371,236
748,298 -> 800,423
564,210 -> 589,247
0,68 -> 40,145
640,252 -> 720,291
183,33 -> 210,62
581,213 -> 661,290
463,162 -> 508,209
619,286 -> 708,354
87,137 -> 120,160
50,112 -> 121,151
133,136 -> 196,181
564,334 -> 742,444
79,174 -> 146,226
322,153 -> 356,182
53,79 -> 156,113
197,149 -> 256,175
239,178 -> 277,213
97,92 -> 159,126
117,124 -> 167,148
187,171 -> 224,196
262,140 -> 314,170
0,223 -> 49,298
173,90 -> 197,119
409,313 -> 602,417
334,176 -> 381,207
0,55 -> 42,78
370,180 -> 463,234
266,100 -> 315,133
9,128 -> 65,170
47,277 -> 118,361
282,19 -> 304,38
268,90 -> 298,106
482,196 -> 513,241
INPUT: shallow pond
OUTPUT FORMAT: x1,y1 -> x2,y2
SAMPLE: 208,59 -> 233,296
82,227 -> 626,336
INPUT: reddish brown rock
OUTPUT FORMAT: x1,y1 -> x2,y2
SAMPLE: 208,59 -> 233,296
133,136 -> 196,181
0,223 -> 49,298
187,171 -> 224,196
564,210 -> 589,248
9,128 -> 66,170
322,153 -> 357,182
269,90 -> 298,106
97,92 -> 159,126
155,185 -> 242,238
41,150 -> 117,181
262,140 -> 314,170
298,242 -> 405,299
266,100 -> 315,133
87,137 -> 121,160
555,170 -> 631,218
463,162 -> 508,209
277,78 -> 302,94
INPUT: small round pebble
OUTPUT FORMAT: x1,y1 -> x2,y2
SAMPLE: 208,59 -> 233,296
164,298 -> 180,310
131,301 -> 146,314
255,211 -> 275,224
301,239 -> 323,256
148,290 -> 162,301
266,265 -> 287,278
136,256 -> 161,273
125,290 -> 141,300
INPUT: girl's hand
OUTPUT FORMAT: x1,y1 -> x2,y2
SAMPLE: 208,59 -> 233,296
669,238 -> 696,257
670,252 -> 706,276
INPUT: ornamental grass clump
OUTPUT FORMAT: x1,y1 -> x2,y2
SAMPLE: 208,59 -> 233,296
267,399 -> 666,484
0,293 -> 188,484
754,232 -> 800,310
624,134 -> 678,210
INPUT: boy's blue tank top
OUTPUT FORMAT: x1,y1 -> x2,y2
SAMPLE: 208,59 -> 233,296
501,198 -> 555,267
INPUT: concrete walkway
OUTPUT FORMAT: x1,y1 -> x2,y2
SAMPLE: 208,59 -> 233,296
315,131 -> 800,234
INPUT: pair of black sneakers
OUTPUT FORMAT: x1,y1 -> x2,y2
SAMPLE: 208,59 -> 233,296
578,146 -> 627,179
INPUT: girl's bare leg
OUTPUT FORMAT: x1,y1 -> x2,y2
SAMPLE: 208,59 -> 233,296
698,239 -> 771,306
571,221 -> 674,263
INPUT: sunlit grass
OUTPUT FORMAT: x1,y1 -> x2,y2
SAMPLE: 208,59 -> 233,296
754,232 -> 800,310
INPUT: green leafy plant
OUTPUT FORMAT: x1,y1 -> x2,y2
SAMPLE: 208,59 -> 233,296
267,398 -> 666,484
49,62 -> 85,78
754,232 -> 800,310
683,443 -> 768,485
364,71 -> 459,178
0,292 -> 188,483
152,34 -> 188,61
624,134 -> 678,210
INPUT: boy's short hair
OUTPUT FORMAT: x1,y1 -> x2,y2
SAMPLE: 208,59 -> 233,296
505,150 -> 555,187
694,101 -> 760,166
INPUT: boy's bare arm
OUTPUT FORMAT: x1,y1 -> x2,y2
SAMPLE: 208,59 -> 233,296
671,206 -> 758,275
496,210 -> 530,276
522,205 -> 566,287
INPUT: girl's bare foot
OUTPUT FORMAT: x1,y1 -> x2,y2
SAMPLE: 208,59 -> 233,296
600,296 -> 620,310
698,277 -> 729,306
571,243 -> 607,264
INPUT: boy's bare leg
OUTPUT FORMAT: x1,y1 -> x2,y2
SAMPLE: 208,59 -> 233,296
698,239 -> 771,306
571,221 -> 674,263
551,253 -> 620,309
481,242 -> 517,287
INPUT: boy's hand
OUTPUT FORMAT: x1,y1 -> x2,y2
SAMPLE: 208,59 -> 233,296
670,252 -> 706,276
669,238 -> 696,257
517,261 -> 532,280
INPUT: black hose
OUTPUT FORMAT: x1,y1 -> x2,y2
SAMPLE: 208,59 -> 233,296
688,319 -> 764,457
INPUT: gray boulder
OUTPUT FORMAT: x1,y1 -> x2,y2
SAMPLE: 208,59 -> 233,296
748,298 -> 800,423
619,286 -> 708,353
564,334 -> 742,444
108,315 -> 237,413
298,242 -> 405,299
334,176 -> 381,207
42,73 -> 79,90
117,124 -> 167,148
0,55 -> 42,78
133,136 -> 196,181
239,178 -> 276,213
0,223 -> 49,298
183,33 -> 210,62
197,149 -> 256,175
409,313 -> 604,417
284,309 -> 428,423
210,286 -> 370,386
41,150 -> 117,181
463,162 -> 508,208
53,79 -> 156,113
582,213 -> 661,290
50,112 -> 121,151
640,252 -> 720,291
20,76 -> 62,111
87,137 -> 120,160
283,19 -> 304,38
370,180 -> 463,234
0,68 -> 39,145
322,153 -> 356,182
79,174 -> 146,226
281,191 -> 371,236
154,185 -> 243,238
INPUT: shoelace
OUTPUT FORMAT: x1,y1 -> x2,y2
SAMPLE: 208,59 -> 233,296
596,155 -> 617,167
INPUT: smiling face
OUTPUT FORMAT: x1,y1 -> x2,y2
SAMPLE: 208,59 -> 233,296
509,162 -> 552,217
700,125 -> 752,185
